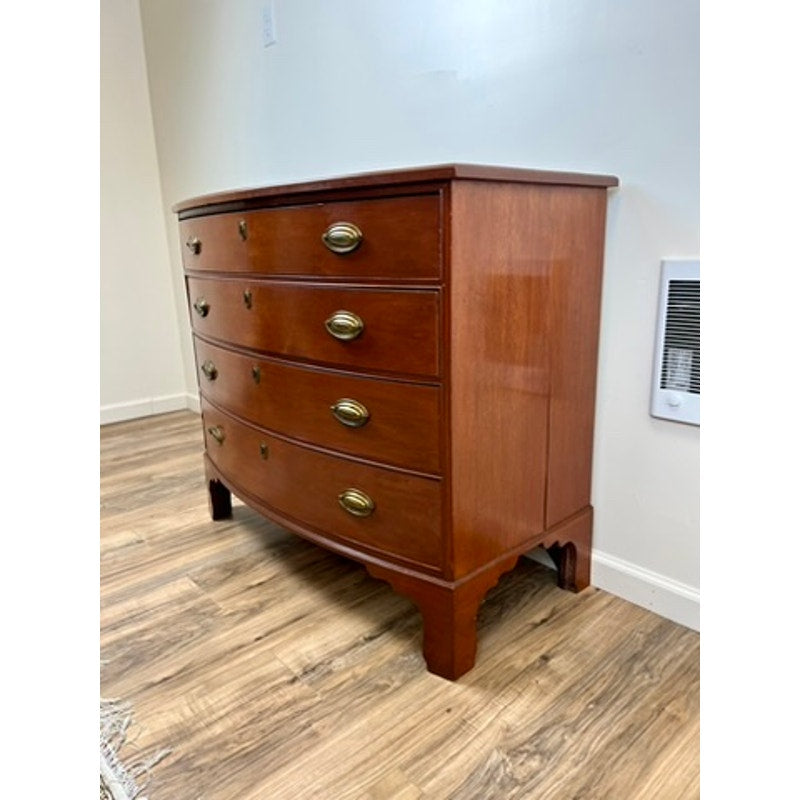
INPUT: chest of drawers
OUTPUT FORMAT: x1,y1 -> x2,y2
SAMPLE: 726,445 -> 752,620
174,164 -> 617,679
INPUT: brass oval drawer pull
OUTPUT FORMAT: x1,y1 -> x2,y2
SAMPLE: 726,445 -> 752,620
331,398 -> 370,428
251,365 -> 261,384
243,289 -> 253,309
201,361 -> 218,381
324,310 -> 364,341
193,298 -> 210,317
322,221 -> 363,254
207,425 -> 225,445
338,488 -> 375,517
186,236 -> 201,255
238,219 -> 248,241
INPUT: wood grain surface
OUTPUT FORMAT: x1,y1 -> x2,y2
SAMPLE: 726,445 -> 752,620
448,180 -> 608,574
193,337 -> 442,474
186,277 -> 442,379
173,163 -> 618,215
101,411 -> 698,799
180,193 -> 442,280
200,398 -> 444,571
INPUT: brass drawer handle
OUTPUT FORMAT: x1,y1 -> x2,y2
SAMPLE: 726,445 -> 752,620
322,221 -> 363,254
186,236 -> 201,255
201,361 -> 218,381
324,310 -> 364,341
331,398 -> 370,428
243,289 -> 253,309
207,425 -> 225,445
251,365 -> 261,384
238,220 -> 248,241
338,488 -> 375,517
193,298 -> 210,317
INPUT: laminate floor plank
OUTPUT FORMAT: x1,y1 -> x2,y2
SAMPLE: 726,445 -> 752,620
451,620 -> 699,800
404,597 -> 646,794
100,411 -> 700,799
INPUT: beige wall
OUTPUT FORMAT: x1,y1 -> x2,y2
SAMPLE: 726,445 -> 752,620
100,0 -> 186,422
130,0 -> 699,627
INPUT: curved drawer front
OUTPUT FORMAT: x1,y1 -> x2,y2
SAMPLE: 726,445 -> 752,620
201,400 -> 443,570
180,193 -> 441,280
187,277 -> 440,378
194,338 -> 441,474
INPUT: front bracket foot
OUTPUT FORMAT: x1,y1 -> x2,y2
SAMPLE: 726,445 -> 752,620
208,478 -> 232,520
365,556 -> 519,680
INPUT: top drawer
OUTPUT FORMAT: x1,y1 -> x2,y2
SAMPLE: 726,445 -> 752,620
179,193 -> 441,280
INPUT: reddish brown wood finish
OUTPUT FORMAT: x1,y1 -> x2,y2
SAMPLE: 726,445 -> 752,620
543,191 -> 609,527
186,277 -> 441,378
365,555 -> 521,680
176,165 -> 616,679
201,399 -> 443,571
448,181 -> 550,576
194,338 -> 441,474
173,163 -> 618,214
542,507 -> 593,592
180,193 -> 441,280
448,181 -> 610,575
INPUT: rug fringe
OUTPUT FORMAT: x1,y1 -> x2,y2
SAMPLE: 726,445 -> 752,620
100,695 -> 171,800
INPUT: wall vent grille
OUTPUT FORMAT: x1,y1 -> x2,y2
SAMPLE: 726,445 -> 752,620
651,259 -> 700,425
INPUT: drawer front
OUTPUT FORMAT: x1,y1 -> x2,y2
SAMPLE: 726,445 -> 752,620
194,339 -> 441,474
180,194 -> 441,280
187,277 -> 441,378
201,400 -> 443,570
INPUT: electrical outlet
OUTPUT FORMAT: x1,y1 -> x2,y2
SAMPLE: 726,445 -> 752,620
263,2 -> 276,47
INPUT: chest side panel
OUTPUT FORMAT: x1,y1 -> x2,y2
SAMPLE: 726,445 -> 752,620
448,181 -> 550,576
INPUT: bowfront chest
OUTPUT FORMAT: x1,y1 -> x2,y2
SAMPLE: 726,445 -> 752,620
174,164 -> 618,679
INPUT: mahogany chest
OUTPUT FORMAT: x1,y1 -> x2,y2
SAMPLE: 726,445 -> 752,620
174,164 -> 617,679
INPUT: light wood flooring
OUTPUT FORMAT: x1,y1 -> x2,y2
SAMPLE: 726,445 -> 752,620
100,411 -> 699,799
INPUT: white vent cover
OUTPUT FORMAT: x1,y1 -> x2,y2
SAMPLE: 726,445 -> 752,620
650,259 -> 700,425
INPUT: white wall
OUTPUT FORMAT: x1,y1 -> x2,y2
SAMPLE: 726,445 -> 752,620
100,0 -> 187,423
137,0 -> 699,628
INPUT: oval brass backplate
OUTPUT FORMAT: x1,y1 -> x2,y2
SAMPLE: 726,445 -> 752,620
331,398 -> 370,428
338,488 -> 375,517
201,361 -> 218,381
322,221 -> 363,254
207,425 -> 225,445
193,298 -> 210,317
324,310 -> 364,341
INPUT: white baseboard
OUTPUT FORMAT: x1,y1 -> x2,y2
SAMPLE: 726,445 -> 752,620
100,393 -> 194,425
527,547 -> 699,631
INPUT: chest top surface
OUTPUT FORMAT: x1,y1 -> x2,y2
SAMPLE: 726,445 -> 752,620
173,163 -> 618,215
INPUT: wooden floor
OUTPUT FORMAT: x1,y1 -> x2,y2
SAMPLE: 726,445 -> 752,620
100,411 -> 699,799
